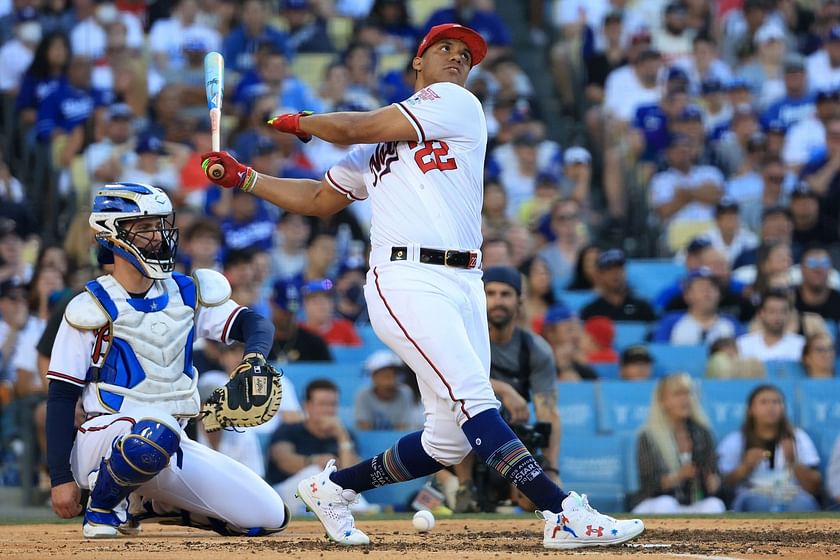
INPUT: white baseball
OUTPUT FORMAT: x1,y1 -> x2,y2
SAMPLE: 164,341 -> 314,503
412,510 -> 435,532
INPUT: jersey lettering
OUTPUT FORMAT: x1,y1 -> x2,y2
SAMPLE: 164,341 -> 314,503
91,325 -> 111,363
369,141 -> 400,187
408,141 -> 458,174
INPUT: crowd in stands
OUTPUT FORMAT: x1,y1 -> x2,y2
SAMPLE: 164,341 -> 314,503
0,0 -> 838,514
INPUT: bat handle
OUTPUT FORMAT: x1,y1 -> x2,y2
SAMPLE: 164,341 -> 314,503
209,107 -> 221,152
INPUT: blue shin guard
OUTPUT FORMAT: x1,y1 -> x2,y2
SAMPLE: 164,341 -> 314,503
86,419 -> 180,532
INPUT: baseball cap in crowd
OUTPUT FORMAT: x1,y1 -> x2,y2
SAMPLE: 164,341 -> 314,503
364,349 -> 403,375
513,132 -> 540,147
791,182 -> 818,199
635,47 -> 661,62
682,266 -> 717,289
301,278 -> 334,297
664,1 -> 687,15
415,23 -> 488,67
715,197 -> 740,215
535,172 -> 560,187
725,78 -> 750,92
482,266 -> 522,295
620,345 -> 653,365
666,66 -> 689,83
783,53 -> 805,73
686,236 -> 712,255
678,105 -> 704,122
0,277 -> 26,300
816,88 -> 840,103
563,146 -> 591,165
584,316 -> 615,349
762,205 -> 792,221
106,103 -> 133,121
763,119 -> 787,135
603,10 -> 623,25
272,279 -> 301,312
754,22 -> 785,45
701,78 -> 723,95
182,37 -> 208,53
0,218 -> 20,240
630,28 -> 653,45
136,135 -> 167,155
596,248 -> 626,269
827,25 -> 840,42
254,136 -> 280,156
544,302 -> 576,325
666,132 -> 692,148
747,131 -> 767,151
283,0 -> 309,9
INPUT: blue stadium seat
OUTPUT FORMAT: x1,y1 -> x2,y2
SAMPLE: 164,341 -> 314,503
698,378 -> 796,440
622,432 -> 640,496
818,428 -> 840,478
356,430 -> 429,510
614,322 -> 649,349
798,378 -> 840,433
591,362 -> 619,380
357,325 -> 388,352
557,382 -> 601,436
557,434 -> 627,512
598,380 -> 655,434
331,345 -> 373,365
647,343 -> 707,378
278,363 -> 365,406
557,290 -> 596,313
625,259 -> 686,302
764,361 -> 806,380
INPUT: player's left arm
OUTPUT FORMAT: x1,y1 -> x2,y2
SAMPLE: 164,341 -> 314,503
295,105 -> 419,145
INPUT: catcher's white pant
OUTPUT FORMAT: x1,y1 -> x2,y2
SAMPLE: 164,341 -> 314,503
71,406 -> 287,532
364,257 -> 499,466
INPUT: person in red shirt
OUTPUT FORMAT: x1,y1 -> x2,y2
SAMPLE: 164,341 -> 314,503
582,315 -> 619,364
300,279 -> 362,346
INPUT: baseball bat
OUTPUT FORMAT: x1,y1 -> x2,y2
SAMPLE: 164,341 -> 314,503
204,51 -> 225,180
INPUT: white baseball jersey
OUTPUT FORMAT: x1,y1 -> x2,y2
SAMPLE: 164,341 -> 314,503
325,81 -> 487,251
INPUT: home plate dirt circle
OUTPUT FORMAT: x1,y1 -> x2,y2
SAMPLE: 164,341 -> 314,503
1,517 -> 838,559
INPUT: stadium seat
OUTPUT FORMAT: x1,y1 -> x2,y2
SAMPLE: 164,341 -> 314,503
764,361 -> 806,380
591,362 -> 619,380
556,290 -> 596,313
622,432 -> 640,497
598,380 -> 655,434
818,428 -> 840,478
279,362 -> 364,406
290,53 -> 334,91
379,52 -> 409,73
557,434 -> 627,512
357,325 -> 388,352
409,0 -> 452,26
356,430 -> 429,509
647,343 -> 707,378
698,378 -> 797,440
331,345 -> 372,365
798,378 -> 840,432
614,322 -> 649,349
625,259 -> 686,302
557,382 -> 601,436
327,17 -> 354,50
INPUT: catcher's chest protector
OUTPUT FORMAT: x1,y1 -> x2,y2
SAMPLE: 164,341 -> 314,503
83,274 -> 201,417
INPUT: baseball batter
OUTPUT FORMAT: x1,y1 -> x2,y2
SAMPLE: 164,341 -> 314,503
201,24 -> 644,549
46,183 -> 288,538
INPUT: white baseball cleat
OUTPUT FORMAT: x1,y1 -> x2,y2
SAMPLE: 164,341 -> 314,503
541,491 -> 644,550
295,459 -> 370,545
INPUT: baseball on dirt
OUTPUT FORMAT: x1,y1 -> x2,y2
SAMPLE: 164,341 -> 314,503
412,510 -> 435,532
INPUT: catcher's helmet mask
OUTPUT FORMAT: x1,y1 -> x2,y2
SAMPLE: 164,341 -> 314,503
90,183 -> 179,279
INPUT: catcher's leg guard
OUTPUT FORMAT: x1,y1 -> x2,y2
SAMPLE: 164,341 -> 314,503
84,419 -> 180,538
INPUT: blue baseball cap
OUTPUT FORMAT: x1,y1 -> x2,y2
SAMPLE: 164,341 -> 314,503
816,88 -> 839,103
682,266 -> 718,288
726,78 -> 751,92
136,134 -> 167,155
596,248 -> 626,269
686,236 -> 712,254
482,266 -> 522,295
678,105 -> 704,121
301,278 -> 334,296
666,66 -> 689,82
827,25 -> 840,42
544,303 -> 576,325
763,119 -> 786,134
272,280 -> 301,312
701,78 -> 723,95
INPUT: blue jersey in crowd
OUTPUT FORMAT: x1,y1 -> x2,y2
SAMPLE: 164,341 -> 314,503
424,8 -> 511,46
16,75 -> 66,113
761,95 -> 815,130
633,103 -> 671,163
223,25 -> 291,74
232,69 -> 324,114
36,83 -> 109,141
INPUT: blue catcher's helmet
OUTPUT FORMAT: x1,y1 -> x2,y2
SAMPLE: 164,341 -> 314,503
89,183 -> 179,279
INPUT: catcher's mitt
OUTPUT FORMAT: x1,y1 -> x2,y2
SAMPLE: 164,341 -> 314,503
201,352 -> 283,432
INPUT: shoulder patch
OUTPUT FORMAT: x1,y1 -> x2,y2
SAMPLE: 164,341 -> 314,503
192,268 -> 232,307
65,291 -> 109,330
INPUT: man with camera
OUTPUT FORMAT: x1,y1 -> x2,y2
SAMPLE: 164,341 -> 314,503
453,266 -> 561,512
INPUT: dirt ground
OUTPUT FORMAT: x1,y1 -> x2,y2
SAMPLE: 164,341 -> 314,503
1,517 -> 839,559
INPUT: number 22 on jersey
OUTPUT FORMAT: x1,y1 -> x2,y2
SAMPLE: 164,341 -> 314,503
409,141 -> 458,174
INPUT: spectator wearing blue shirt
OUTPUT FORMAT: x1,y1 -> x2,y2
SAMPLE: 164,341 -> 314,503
424,0 -> 511,58
221,188 -> 276,252
654,268 -> 745,346
36,56 -> 109,166
369,0 -> 420,53
224,0 -> 291,75
16,31 -> 70,128
761,54 -> 815,130
232,48 -> 324,115
282,0 -> 333,54
633,85 -> 689,164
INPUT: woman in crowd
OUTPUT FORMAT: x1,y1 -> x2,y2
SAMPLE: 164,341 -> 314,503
801,333 -> 836,378
520,255 -> 556,333
717,384 -> 822,511
566,243 -> 600,291
632,374 -> 726,514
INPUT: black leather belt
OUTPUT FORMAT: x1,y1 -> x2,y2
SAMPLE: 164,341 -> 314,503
390,246 -> 479,269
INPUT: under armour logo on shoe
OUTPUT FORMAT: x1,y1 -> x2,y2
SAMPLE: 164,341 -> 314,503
586,525 -> 604,537
310,482 -> 318,493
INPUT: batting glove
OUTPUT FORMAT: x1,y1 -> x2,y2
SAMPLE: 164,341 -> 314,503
266,111 -> 313,142
201,151 -> 258,192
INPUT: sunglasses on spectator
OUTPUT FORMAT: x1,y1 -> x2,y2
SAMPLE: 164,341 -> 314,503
805,256 -> 832,269
553,213 -> 578,221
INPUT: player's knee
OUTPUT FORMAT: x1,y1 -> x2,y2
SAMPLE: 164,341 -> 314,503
421,435 -> 472,467
109,418 -> 180,484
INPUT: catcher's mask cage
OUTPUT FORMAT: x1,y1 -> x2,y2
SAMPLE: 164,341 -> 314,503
90,183 -> 179,279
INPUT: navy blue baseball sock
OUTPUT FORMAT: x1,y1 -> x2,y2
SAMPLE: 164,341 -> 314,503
329,431 -> 444,493
462,408 -> 567,512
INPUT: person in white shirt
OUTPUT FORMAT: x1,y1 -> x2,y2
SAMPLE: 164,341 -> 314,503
604,47 -> 663,123
703,199 -> 758,265
0,17 -> 39,93
717,384 -> 821,512
147,0 -> 221,77
70,1 -> 143,60
736,289 -> 805,361
783,89 -> 839,171
828,434 -> 840,506
806,25 -> 840,93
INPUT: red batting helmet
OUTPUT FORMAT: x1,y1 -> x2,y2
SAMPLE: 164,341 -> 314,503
415,23 -> 488,67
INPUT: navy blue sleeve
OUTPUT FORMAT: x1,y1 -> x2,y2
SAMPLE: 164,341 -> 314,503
46,380 -> 83,487
228,307 -> 275,357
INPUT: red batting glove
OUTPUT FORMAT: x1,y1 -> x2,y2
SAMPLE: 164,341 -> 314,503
266,111 -> 313,142
200,151 -> 258,192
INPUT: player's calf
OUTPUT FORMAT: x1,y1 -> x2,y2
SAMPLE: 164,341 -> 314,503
83,418 -> 180,538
